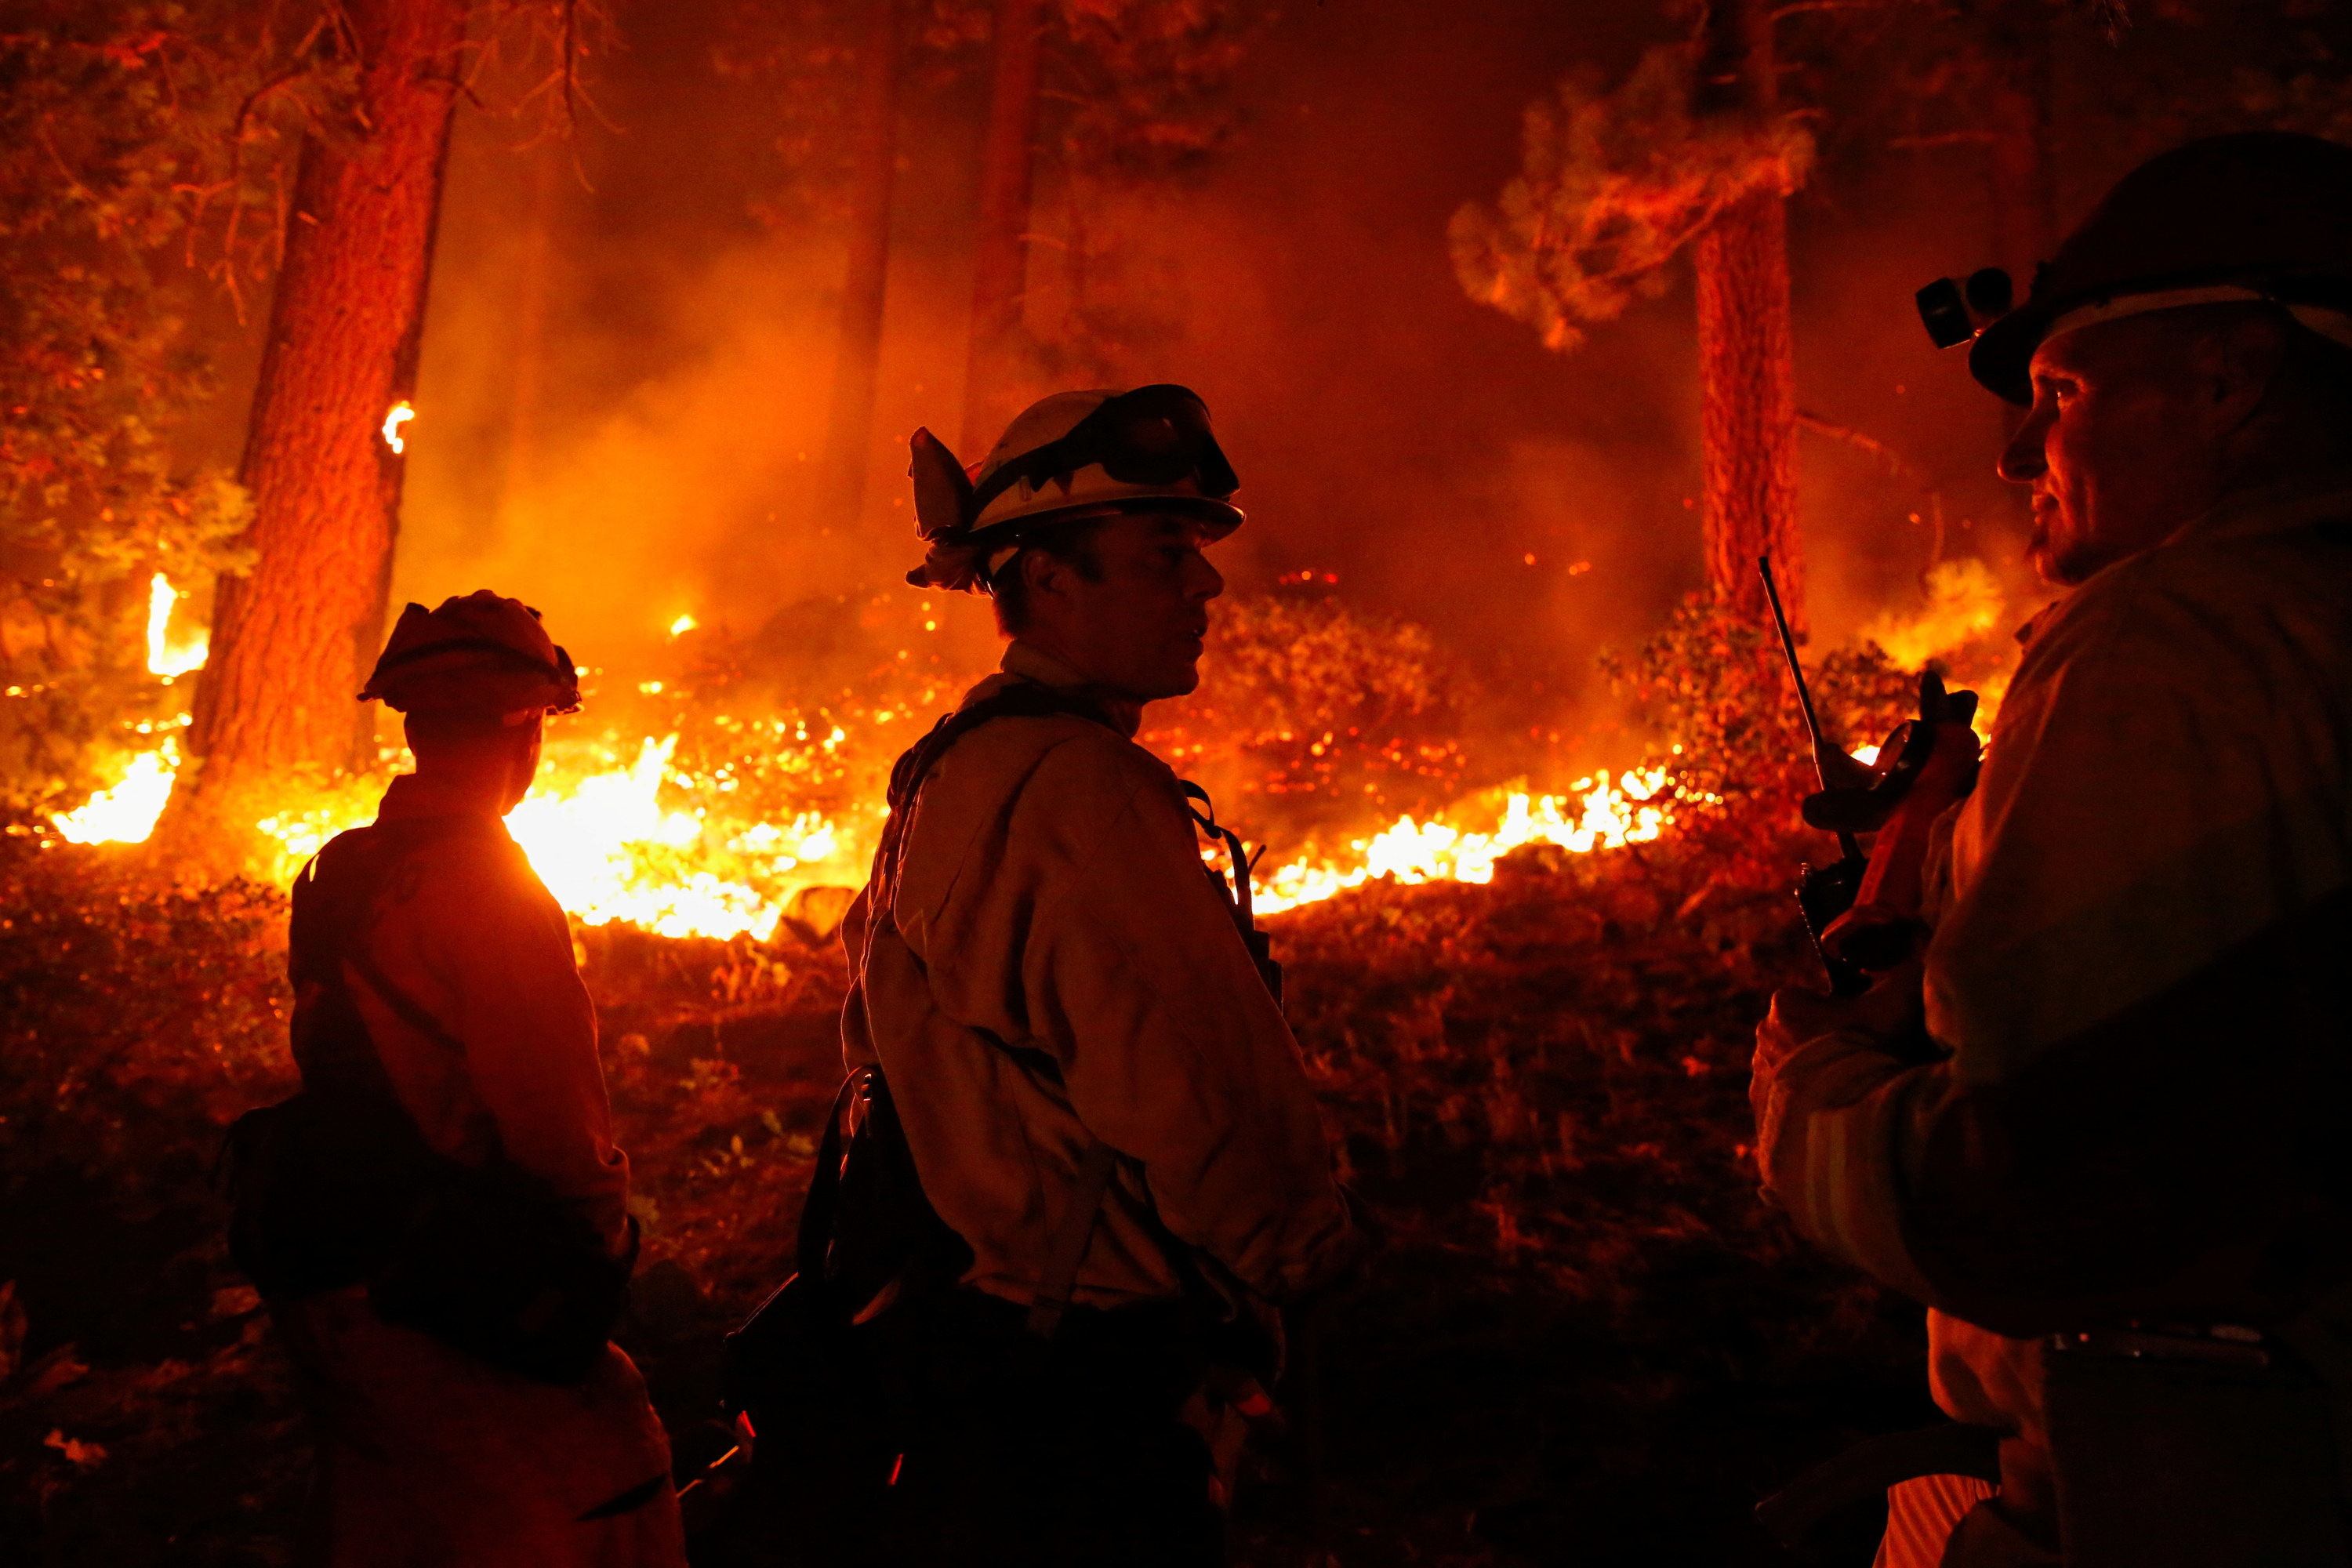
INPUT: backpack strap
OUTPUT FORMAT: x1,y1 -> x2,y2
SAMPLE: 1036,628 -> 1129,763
1181,779 -> 1283,1007
795,1071 -> 866,1280
343,948 -> 470,1059
855,682 -> 1276,1339
866,679 -> 1120,935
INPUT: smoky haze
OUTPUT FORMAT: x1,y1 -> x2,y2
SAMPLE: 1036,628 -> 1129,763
392,0 -> 2079,760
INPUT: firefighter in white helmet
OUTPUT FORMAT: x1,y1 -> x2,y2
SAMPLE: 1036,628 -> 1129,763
1751,133 -> 2352,1567
731,387 -> 1367,1566
227,591 -> 684,1568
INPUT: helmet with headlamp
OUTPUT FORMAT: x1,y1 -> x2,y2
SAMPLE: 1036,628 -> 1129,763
905,384 -> 1243,593
1913,132 -> 2352,404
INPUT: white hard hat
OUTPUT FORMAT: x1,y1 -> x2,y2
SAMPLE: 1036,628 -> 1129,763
906,383 -> 1243,593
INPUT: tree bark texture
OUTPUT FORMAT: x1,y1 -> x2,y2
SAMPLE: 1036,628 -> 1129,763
961,0 -> 1045,452
818,0 -> 906,528
185,0 -> 466,818
1692,0 -> 1802,628
1695,194 -> 1801,628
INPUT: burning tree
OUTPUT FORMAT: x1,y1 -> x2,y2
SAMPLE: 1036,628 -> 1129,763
1451,0 -> 1813,625
172,0 -> 473,841
167,0 -> 608,852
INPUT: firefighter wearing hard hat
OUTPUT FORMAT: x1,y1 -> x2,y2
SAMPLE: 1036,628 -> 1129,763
226,592 -> 684,1568
724,387 -> 1367,1567
1751,133 -> 2352,1566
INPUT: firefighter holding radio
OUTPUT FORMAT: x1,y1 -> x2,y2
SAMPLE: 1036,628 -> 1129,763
1750,133 -> 2352,1566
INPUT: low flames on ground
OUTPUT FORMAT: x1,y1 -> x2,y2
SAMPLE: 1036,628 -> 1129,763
6,554 -> 2021,1565
50,573 -> 1737,934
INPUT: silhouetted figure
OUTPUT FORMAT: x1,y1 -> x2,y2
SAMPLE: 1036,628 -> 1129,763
228,591 -> 684,1567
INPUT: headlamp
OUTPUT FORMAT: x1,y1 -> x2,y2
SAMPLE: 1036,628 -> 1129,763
1916,267 -> 2016,349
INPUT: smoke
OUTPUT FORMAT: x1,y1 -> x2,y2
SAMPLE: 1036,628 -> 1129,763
383,0 -> 2042,771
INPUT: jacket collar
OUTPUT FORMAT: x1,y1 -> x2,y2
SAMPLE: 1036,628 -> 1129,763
374,771 -> 513,826
995,641 -> 1144,736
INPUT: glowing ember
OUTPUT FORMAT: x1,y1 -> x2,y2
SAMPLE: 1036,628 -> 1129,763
53,741 -> 179,844
381,401 -> 416,455
669,614 -> 698,637
145,574 -> 208,678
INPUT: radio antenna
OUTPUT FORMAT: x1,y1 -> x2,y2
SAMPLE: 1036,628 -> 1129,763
1759,556 -> 1861,861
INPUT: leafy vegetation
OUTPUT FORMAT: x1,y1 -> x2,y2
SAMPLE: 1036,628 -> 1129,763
0,3 -> 312,816
0,597 -> 1938,1563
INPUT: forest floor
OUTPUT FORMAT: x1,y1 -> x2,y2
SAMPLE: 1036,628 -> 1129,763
0,825 -> 1936,1567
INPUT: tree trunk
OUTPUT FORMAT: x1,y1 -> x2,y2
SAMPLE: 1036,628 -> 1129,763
180,0 -> 467,833
961,0 -> 1045,452
1692,0 -> 1802,628
818,0 -> 906,528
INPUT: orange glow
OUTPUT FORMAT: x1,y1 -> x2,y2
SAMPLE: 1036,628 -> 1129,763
381,401 -> 416,455
53,742 -> 179,844
144,574 -> 207,679
49,733 -> 1698,937
1248,769 -> 1693,915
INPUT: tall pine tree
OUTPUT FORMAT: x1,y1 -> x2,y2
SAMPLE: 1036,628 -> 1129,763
177,0 -> 471,834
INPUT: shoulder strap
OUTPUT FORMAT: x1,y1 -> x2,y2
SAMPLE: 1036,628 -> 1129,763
1182,779 -> 1283,1007
866,680 -> 1120,932
290,819 -> 481,1098
856,684 -> 1261,1340
795,1071 -> 866,1280
343,948 -> 470,1060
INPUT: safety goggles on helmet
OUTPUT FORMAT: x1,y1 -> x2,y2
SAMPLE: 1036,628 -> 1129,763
967,383 -> 1239,522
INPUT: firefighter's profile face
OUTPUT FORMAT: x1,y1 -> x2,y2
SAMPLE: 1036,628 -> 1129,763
1022,510 -> 1225,701
1999,312 -> 2255,586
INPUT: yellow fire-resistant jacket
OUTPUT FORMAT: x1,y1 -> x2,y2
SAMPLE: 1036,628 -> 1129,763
840,641 -> 1361,1317
1755,474 -> 2352,1469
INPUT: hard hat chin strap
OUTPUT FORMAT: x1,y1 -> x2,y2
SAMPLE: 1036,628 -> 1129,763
2045,284 -> 2352,354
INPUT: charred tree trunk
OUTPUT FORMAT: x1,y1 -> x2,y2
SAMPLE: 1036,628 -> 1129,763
180,0 -> 466,833
1693,0 -> 1802,628
961,0 -> 1045,451
818,0 -> 906,528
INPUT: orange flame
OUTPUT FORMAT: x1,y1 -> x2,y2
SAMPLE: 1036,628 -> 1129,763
145,574 -> 207,679
381,401 -> 416,456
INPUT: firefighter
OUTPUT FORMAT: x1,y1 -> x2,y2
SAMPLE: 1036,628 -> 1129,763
231,592 -> 684,1568
1750,132 -> 2352,1566
791,387 -> 1366,1566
